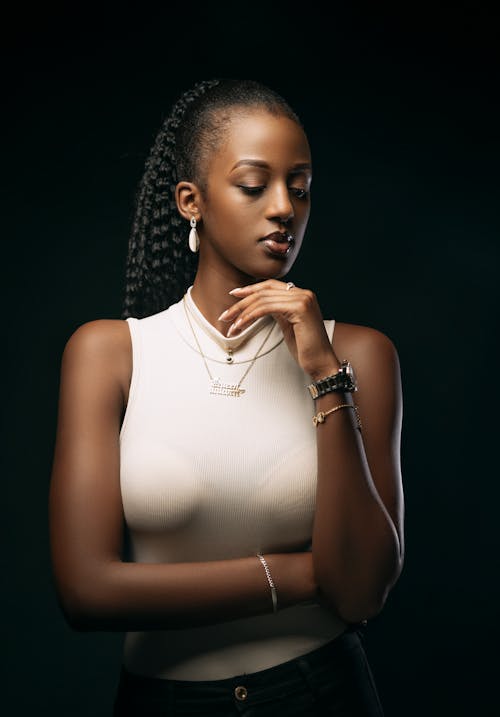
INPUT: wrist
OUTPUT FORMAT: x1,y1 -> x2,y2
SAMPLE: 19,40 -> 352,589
308,360 -> 342,382
307,358 -> 358,399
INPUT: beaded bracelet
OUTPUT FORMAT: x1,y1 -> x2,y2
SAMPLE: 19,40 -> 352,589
256,553 -> 278,613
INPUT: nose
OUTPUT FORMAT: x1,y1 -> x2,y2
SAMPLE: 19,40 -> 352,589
265,182 -> 294,225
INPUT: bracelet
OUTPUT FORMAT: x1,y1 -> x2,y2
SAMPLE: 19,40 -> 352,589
312,402 -> 362,431
256,553 -> 278,613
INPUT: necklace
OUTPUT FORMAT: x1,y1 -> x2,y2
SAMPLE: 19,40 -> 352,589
182,295 -> 275,397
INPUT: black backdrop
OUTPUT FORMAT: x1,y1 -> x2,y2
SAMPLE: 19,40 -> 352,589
4,4 -> 499,715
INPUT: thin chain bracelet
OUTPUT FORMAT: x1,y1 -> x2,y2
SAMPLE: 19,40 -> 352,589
313,402 -> 362,431
256,554 -> 278,613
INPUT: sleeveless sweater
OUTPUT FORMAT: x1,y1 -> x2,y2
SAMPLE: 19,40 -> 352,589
119,286 -> 348,680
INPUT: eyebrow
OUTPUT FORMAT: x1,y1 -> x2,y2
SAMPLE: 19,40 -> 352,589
230,159 -> 312,173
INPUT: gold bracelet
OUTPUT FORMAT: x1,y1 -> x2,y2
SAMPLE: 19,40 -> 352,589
312,403 -> 362,431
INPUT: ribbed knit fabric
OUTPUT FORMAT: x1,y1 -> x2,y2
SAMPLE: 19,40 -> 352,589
119,286 -> 348,680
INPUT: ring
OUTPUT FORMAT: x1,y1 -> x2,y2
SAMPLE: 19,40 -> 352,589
285,282 -> 295,291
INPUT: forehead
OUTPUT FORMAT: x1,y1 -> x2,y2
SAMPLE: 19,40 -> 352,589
212,109 -> 311,172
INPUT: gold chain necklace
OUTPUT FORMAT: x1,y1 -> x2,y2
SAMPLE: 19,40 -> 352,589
182,295 -> 275,397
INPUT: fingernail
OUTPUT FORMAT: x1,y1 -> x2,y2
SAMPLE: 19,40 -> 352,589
227,319 -> 241,337
218,309 -> 229,320
228,287 -> 242,295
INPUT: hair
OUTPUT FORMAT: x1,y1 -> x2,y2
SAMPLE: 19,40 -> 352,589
120,78 -> 302,319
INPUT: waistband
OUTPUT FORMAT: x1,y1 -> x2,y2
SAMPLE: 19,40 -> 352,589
116,628 -> 364,710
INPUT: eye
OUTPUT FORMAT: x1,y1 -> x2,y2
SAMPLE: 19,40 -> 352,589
238,186 -> 265,195
291,187 -> 309,199
238,185 -> 309,199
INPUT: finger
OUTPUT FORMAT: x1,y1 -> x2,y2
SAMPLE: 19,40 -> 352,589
219,289 -> 301,324
220,282 -> 285,321
228,279 -> 293,297
226,294 -> 306,336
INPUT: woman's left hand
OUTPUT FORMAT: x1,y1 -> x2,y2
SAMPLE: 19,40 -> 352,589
220,279 -> 341,379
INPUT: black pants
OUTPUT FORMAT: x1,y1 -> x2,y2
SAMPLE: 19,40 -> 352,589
112,627 -> 385,716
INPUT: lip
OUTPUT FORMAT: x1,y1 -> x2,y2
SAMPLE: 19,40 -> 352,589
259,231 -> 294,258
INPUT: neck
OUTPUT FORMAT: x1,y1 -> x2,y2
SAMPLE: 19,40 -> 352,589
190,264 -> 257,337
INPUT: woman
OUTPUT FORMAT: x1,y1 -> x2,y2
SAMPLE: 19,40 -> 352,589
49,78 -> 404,716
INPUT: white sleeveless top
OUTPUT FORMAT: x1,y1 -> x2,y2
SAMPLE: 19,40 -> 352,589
119,286 -> 348,679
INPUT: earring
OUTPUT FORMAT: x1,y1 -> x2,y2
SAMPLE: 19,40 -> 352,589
188,216 -> 200,253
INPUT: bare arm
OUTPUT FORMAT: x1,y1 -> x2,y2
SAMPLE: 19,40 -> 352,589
48,321 -> 318,632
215,282 -> 405,625
311,325 -> 405,623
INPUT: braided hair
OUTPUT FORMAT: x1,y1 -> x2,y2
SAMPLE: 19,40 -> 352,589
121,78 -> 302,319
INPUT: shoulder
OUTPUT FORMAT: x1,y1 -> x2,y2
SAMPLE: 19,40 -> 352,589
61,319 -> 132,402
63,319 -> 131,360
333,320 -> 398,356
332,320 -> 400,376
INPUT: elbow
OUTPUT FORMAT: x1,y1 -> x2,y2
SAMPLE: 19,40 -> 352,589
336,596 -> 385,625
314,540 -> 405,625
58,590 -> 100,632
64,612 -> 93,633
319,566 -> 404,626
63,602 -> 100,633
54,575 -> 112,632
317,580 -> 387,625
340,562 -> 405,624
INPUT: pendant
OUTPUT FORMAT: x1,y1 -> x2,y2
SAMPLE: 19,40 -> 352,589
210,378 -> 246,397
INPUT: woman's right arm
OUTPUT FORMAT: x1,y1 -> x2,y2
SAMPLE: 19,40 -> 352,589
48,320 -> 320,632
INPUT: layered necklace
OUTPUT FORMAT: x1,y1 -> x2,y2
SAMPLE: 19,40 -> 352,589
182,294 -> 276,397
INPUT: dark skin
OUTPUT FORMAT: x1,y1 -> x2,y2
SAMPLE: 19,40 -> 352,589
49,109 -> 404,632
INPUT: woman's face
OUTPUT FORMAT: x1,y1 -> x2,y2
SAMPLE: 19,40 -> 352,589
197,109 -> 312,283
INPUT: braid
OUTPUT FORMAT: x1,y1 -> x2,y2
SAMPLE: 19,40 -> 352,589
121,80 -> 219,319
121,78 -> 302,319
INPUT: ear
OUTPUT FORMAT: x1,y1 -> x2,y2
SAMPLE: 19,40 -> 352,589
175,181 -> 204,222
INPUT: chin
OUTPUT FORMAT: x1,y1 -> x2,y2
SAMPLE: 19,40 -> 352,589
249,259 -> 297,282
250,269 -> 288,282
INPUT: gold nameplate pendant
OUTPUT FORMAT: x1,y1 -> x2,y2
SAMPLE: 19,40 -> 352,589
210,378 -> 246,397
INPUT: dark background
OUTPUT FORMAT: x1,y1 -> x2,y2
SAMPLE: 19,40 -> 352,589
4,3 -> 499,715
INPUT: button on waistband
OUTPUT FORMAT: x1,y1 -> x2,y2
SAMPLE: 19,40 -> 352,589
234,685 -> 248,700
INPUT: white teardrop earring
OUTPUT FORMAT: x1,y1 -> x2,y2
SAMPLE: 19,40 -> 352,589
188,216 -> 200,253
